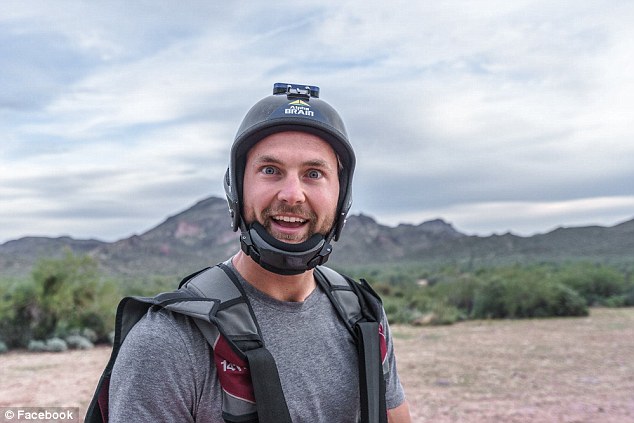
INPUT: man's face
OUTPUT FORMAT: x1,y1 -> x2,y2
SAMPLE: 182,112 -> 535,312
242,131 -> 340,244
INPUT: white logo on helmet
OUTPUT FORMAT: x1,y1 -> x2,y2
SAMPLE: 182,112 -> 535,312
285,99 -> 314,116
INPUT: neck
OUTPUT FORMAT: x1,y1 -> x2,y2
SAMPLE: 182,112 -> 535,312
232,251 -> 316,302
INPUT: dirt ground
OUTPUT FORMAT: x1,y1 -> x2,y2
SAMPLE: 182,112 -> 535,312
1,308 -> 633,422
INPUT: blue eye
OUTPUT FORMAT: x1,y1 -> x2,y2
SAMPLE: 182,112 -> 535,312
307,170 -> 322,179
262,166 -> 277,175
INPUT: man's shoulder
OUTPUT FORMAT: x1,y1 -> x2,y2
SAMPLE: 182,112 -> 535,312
123,305 -> 210,353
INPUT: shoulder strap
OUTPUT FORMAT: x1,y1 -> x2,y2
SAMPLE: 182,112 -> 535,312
315,266 -> 388,423
85,264 -> 291,423
356,321 -> 388,423
85,295 -> 159,422
183,264 -> 292,423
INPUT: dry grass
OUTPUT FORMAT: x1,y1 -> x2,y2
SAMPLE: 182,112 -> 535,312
395,307 -> 634,422
1,308 -> 633,422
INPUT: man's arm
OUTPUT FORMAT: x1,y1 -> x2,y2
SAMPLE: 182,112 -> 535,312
388,400 -> 412,423
109,310 -> 205,422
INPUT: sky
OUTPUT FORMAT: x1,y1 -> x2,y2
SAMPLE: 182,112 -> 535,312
2,0 -> 634,244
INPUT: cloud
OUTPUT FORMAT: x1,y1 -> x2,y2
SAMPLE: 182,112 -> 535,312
1,1 -> 634,243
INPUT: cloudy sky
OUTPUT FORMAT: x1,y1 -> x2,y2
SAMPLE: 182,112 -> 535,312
2,1 -> 633,244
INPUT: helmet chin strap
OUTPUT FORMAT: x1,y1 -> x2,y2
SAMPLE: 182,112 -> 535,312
240,222 -> 333,275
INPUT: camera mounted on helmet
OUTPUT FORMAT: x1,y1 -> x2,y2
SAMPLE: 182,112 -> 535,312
272,83 -> 320,98
224,83 -> 356,275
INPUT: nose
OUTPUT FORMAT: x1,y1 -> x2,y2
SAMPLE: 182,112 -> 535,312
276,175 -> 305,205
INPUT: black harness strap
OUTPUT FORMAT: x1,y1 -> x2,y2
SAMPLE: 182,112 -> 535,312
244,347 -> 293,423
356,322 -> 388,423
183,264 -> 292,423
315,267 -> 389,423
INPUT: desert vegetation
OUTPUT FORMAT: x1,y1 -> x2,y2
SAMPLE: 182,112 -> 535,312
342,260 -> 634,325
0,252 -> 120,351
1,252 -> 633,352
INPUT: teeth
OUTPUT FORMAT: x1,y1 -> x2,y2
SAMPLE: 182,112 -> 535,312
274,216 -> 306,223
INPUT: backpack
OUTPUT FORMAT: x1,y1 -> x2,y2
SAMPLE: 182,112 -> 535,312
85,263 -> 388,423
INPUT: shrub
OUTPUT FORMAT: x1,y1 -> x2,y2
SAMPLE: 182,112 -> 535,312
65,334 -> 94,350
383,296 -> 421,324
624,286 -> 634,306
45,337 -> 68,352
81,327 -> 99,343
0,281 -> 41,347
412,303 -> 464,326
0,252 -> 120,348
28,340 -> 48,352
546,283 -> 588,317
557,264 -> 629,306
27,338 -> 69,352
471,278 -> 508,319
428,275 -> 482,316
471,275 -> 588,319
406,291 -> 465,325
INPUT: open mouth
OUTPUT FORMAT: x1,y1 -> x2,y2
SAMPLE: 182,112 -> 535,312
271,215 -> 308,228
261,207 -> 317,242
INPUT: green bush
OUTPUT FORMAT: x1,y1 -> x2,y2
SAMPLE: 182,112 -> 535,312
28,340 -> 48,352
378,283 -> 464,326
470,278 -> 508,319
383,296 -> 421,324
0,281 -> 40,347
27,338 -> 68,352
371,263 -> 597,324
470,274 -> 588,319
45,337 -> 68,352
426,275 -> 482,316
65,334 -> 94,350
0,252 -> 121,348
624,286 -> 634,306
556,263 -> 630,306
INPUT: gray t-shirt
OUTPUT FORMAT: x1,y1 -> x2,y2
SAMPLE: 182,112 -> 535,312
109,263 -> 405,422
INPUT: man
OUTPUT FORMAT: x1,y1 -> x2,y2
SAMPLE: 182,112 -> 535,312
107,84 -> 411,422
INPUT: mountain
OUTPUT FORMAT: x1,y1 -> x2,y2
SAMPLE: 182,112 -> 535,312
0,236 -> 107,278
1,196 -> 633,280
90,197 -> 239,278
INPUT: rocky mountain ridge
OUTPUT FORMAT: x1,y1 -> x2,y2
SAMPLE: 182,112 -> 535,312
1,196 -> 633,280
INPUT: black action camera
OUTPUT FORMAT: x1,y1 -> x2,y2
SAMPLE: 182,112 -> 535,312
273,83 -> 320,98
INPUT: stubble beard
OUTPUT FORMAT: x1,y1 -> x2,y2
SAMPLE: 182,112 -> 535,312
259,204 -> 335,243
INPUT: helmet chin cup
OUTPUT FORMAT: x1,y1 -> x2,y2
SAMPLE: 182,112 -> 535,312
240,222 -> 333,275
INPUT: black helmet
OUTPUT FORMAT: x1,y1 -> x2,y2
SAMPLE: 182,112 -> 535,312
224,83 -> 356,275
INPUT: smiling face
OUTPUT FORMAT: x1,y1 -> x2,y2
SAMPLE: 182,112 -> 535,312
241,131 -> 340,244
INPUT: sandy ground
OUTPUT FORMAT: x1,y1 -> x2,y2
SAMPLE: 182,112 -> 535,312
1,308 -> 633,422
397,307 -> 634,422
